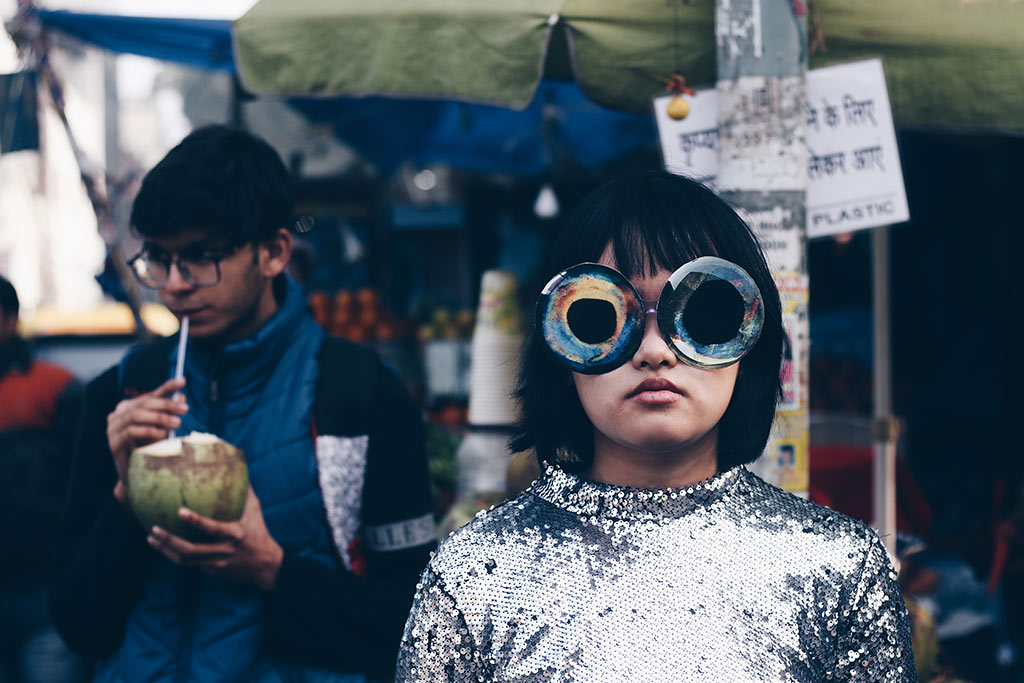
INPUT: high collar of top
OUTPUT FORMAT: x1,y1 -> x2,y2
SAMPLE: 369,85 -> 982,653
182,276 -> 311,395
531,464 -> 745,522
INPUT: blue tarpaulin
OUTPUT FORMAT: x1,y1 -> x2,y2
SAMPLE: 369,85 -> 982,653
33,9 -> 656,176
291,81 -> 656,176
37,10 -> 235,72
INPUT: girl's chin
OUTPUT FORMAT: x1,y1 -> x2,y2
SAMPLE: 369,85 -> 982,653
614,434 -> 711,455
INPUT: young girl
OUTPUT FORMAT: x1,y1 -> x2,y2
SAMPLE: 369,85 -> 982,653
396,171 -> 915,681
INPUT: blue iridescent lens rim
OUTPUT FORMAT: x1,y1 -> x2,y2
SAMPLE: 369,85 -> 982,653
657,256 -> 764,369
535,263 -> 644,374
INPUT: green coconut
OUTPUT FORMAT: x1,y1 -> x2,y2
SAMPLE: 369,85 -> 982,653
127,432 -> 248,541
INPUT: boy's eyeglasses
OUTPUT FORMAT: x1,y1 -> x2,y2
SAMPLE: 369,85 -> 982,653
536,257 -> 764,374
127,243 -> 246,290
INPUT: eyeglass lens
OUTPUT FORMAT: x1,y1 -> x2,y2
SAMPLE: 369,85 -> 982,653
132,254 -> 220,288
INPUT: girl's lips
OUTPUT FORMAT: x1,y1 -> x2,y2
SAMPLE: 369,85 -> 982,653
629,389 -> 682,405
626,378 -> 685,405
626,377 -> 684,398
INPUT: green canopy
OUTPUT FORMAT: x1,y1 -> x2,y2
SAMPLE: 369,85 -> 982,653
234,0 -> 1024,132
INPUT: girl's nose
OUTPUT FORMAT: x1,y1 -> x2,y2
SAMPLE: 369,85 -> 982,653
631,308 -> 677,369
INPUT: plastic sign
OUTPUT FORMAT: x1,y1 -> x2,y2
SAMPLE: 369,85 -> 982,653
655,58 -> 910,237
804,59 -> 909,237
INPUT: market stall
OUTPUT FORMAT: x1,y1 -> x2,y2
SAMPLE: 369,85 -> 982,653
6,3 -> 1024,677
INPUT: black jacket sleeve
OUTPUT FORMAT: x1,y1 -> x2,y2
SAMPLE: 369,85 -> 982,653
48,366 -> 151,658
265,360 -> 436,681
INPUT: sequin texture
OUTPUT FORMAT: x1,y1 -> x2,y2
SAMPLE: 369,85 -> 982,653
397,465 -> 915,681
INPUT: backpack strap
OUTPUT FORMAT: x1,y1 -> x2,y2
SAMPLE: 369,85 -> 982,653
117,336 -> 178,397
312,336 -> 380,436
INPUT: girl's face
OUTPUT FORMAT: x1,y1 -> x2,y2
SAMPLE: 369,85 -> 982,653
571,249 -> 738,464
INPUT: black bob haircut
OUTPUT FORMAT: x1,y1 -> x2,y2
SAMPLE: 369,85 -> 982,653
511,170 -> 785,473
130,125 -> 293,245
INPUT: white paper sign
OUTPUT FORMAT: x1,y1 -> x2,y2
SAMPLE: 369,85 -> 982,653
805,59 -> 909,237
654,88 -> 720,185
655,58 -> 910,237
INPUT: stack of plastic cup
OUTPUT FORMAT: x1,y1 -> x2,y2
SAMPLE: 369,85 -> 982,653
457,270 -> 524,498
466,270 -> 524,427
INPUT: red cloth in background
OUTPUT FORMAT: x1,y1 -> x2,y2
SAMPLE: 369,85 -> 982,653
809,444 -> 933,537
0,360 -> 74,432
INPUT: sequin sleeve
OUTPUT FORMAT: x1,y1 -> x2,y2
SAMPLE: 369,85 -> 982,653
396,567 -> 489,682
834,534 -> 917,681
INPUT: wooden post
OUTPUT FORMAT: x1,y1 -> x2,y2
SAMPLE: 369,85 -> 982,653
716,0 -> 809,494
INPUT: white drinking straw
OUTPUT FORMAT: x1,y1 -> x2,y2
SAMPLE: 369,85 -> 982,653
168,316 -> 189,439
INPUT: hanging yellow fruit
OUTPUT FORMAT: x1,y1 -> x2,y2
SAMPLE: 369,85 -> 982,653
667,95 -> 690,121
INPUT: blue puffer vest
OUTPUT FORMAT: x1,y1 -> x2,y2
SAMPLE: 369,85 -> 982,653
96,278 -> 362,683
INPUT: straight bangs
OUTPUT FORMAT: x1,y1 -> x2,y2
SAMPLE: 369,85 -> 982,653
609,182 -> 720,281
550,172 -> 748,281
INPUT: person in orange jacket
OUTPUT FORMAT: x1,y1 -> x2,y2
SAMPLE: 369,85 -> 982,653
0,276 -> 78,432
0,274 -> 86,682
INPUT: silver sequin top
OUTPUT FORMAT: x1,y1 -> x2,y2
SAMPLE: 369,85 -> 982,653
397,465 -> 916,682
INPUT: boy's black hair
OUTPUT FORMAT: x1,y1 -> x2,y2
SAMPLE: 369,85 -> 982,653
511,170 -> 785,473
0,275 -> 18,317
130,125 -> 294,245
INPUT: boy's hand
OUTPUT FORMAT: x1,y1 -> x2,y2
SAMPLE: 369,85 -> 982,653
106,377 -> 188,501
146,486 -> 284,591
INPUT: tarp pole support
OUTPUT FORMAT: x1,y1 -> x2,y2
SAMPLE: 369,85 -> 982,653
872,225 -> 897,558
230,73 -> 246,129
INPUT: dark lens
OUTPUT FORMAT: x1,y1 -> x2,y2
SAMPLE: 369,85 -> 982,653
567,298 -> 617,344
682,280 -> 745,345
657,256 -> 764,369
179,258 -> 219,287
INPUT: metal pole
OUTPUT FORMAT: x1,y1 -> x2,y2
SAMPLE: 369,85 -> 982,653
103,53 -> 119,198
230,73 -> 246,129
872,226 -> 897,557
103,52 -> 150,340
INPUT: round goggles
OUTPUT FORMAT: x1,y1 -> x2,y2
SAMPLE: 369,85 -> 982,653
535,256 -> 764,374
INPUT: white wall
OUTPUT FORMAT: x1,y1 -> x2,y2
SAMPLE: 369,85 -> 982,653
1,0 -> 105,316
